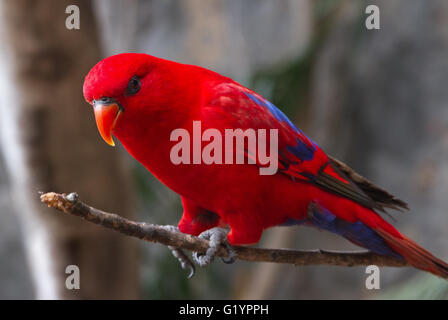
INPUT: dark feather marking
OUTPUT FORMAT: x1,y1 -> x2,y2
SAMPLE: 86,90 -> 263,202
314,171 -> 380,211
329,156 -> 409,212
193,210 -> 220,225
313,162 -> 398,222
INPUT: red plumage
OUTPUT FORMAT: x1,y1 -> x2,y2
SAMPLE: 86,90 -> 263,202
83,53 -> 448,279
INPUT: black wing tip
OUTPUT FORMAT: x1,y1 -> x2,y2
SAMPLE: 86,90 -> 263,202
329,157 -> 409,213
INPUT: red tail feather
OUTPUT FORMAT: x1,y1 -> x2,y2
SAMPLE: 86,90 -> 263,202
376,229 -> 448,279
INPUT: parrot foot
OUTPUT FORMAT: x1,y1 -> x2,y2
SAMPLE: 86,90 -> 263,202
192,227 -> 237,267
160,225 -> 195,278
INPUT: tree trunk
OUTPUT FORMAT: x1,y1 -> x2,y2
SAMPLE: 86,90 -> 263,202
0,0 -> 138,299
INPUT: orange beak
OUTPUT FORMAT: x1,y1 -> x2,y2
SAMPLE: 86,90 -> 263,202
93,101 -> 123,147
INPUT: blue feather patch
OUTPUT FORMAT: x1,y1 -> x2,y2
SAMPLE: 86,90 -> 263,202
280,218 -> 307,226
279,204 -> 403,258
244,92 -> 317,161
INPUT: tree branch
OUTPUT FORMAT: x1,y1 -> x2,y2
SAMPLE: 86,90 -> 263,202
39,192 -> 408,268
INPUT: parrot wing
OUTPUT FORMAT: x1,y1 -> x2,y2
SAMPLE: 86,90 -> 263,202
202,82 -> 408,213
328,156 -> 408,211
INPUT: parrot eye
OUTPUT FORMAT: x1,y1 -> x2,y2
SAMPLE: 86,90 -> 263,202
126,76 -> 141,95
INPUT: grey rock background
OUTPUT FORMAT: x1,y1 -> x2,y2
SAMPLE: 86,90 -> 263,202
303,0 -> 448,298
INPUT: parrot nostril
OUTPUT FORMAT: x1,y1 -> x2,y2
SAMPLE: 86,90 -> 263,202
94,97 -> 114,106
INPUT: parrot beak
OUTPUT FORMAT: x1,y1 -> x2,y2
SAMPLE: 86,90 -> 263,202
93,99 -> 123,147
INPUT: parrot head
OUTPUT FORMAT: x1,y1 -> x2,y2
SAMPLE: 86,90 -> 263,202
83,53 -> 194,147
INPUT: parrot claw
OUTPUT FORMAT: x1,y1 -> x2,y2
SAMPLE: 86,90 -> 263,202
192,227 -> 237,267
161,225 -> 196,278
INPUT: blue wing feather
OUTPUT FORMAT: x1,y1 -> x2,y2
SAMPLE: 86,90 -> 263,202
307,203 -> 402,258
281,203 -> 402,258
243,92 -> 317,162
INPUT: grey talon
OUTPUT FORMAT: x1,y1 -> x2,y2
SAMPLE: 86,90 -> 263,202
192,227 -> 235,267
168,244 -> 195,278
221,243 -> 237,264
161,225 -> 196,278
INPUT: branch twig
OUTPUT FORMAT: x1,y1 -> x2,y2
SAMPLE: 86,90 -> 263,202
39,192 -> 408,268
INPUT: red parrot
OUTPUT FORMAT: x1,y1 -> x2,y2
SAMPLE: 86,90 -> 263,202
83,53 -> 448,279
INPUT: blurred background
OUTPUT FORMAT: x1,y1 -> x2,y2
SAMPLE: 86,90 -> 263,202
0,0 -> 447,299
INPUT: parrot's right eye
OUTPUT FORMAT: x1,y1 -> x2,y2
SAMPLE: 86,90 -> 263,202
126,76 -> 141,95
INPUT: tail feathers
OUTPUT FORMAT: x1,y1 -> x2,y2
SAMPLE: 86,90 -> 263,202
306,201 -> 448,279
376,229 -> 448,279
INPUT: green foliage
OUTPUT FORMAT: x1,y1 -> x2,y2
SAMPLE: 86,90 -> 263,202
250,0 -> 345,119
250,49 -> 314,118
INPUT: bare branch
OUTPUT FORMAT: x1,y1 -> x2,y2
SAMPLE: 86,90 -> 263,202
40,192 -> 408,268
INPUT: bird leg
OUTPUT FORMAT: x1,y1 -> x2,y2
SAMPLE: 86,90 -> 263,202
192,227 -> 237,267
160,225 -> 195,278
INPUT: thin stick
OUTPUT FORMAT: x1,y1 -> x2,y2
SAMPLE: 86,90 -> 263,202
40,192 -> 408,268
